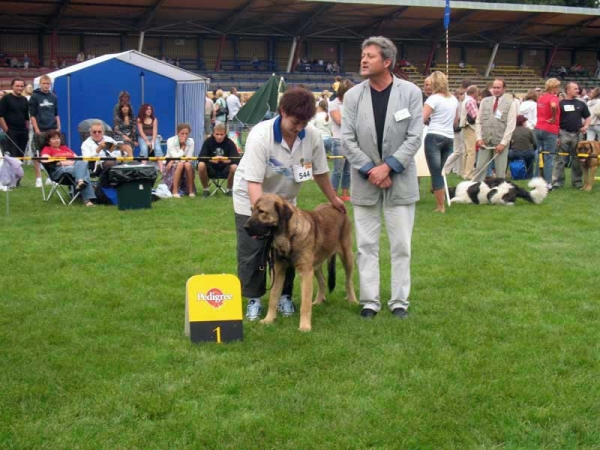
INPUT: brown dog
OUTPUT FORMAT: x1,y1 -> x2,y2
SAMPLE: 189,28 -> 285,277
244,193 -> 358,332
576,140 -> 600,191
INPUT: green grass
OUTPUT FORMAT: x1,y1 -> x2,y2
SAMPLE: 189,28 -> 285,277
1,166 -> 600,449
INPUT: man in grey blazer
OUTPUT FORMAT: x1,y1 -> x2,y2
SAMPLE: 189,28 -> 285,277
342,36 -> 423,319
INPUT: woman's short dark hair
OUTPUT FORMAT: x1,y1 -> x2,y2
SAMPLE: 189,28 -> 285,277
516,114 -> 527,126
278,88 -> 316,122
45,130 -> 62,145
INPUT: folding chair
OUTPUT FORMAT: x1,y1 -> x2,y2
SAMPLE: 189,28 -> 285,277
208,165 -> 230,196
209,174 -> 228,196
41,162 -> 81,205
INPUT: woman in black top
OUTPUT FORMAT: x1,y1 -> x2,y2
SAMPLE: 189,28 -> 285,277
113,103 -> 136,158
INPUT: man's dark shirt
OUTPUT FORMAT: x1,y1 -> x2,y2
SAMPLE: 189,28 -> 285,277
370,81 -> 393,159
200,135 -> 239,167
0,93 -> 29,131
559,99 -> 590,133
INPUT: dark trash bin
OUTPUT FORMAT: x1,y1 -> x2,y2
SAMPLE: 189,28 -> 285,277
108,165 -> 158,210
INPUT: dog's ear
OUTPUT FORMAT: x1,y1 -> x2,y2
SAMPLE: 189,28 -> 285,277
448,186 -> 456,198
275,201 -> 293,225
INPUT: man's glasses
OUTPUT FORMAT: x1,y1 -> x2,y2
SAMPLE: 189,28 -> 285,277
91,131 -> 103,134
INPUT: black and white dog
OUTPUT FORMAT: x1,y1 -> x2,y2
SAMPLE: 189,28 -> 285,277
448,177 -> 548,205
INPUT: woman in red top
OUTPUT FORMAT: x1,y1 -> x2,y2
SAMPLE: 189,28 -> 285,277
534,78 -> 561,187
40,130 -> 96,206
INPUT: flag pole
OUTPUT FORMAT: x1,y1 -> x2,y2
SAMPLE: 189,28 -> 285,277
444,0 -> 450,76
446,28 -> 449,76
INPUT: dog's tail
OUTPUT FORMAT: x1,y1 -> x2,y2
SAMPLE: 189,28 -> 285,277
327,254 -> 336,293
523,177 -> 549,204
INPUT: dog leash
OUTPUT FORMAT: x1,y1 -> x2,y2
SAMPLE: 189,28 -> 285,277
472,149 -> 500,181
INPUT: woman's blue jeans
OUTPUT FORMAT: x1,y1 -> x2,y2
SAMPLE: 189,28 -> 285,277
137,137 -> 164,158
330,138 -> 350,191
52,161 -> 96,201
424,133 -> 453,190
534,129 -> 557,185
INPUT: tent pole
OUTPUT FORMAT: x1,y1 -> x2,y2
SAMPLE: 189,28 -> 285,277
67,75 -> 71,148
138,32 -> 145,53
141,72 -> 145,104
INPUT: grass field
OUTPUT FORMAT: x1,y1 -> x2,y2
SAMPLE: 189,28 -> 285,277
1,166 -> 599,449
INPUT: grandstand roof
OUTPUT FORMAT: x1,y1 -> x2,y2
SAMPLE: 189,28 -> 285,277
1,0 -> 600,49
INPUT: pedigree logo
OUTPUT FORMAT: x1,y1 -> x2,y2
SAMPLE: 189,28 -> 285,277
197,288 -> 233,309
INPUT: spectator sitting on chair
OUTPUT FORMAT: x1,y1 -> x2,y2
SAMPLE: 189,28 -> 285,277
23,54 -> 30,69
326,62 -> 333,74
332,61 -> 339,73
136,103 -> 164,172
60,60 -> 67,69
76,52 -> 85,63
41,130 -> 96,207
198,123 -> 238,197
81,121 -> 121,173
113,103 -> 136,158
10,57 -> 18,68
508,115 -> 537,179
164,123 -> 196,198
458,61 -> 466,69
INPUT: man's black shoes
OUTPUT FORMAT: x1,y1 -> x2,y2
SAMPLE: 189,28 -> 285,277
360,308 -> 377,319
392,308 -> 409,319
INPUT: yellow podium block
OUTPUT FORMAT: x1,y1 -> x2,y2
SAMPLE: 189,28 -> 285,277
185,274 -> 243,343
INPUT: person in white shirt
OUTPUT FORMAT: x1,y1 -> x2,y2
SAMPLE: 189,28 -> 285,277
165,123 -> 195,197
422,71 -> 459,213
80,122 -> 120,173
329,79 -> 354,201
233,88 -> 345,321
309,100 -> 332,153
519,89 -> 538,130
226,87 -> 242,130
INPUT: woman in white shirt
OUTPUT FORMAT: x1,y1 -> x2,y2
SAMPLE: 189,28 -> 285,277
423,71 -> 459,213
165,123 -> 195,197
329,79 -> 354,202
518,89 -> 538,130
310,100 -> 332,153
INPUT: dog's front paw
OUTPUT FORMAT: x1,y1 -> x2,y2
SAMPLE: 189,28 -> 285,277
313,295 -> 325,305
260,317 -> 275,325
298,323 -> 312,332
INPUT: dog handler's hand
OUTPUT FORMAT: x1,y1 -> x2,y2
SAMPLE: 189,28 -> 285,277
330,196 -> 346,214
495,144 -> 505,154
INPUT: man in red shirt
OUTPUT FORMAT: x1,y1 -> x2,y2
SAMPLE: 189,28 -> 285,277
534,78 -> 561,189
